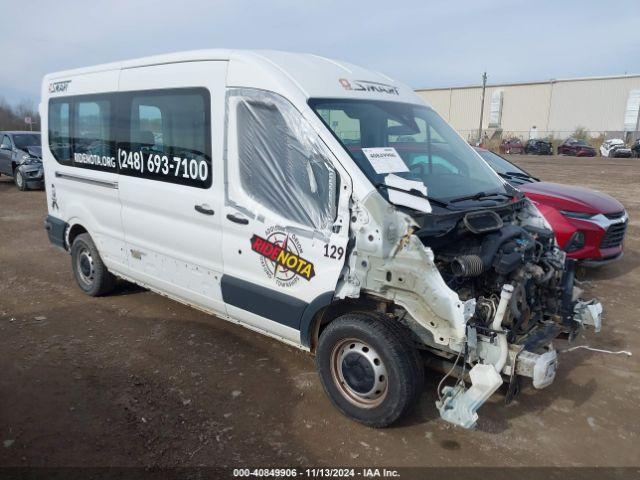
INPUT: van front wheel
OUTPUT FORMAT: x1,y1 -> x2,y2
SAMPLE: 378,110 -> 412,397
70,233 -> 116,296
316,313 -> 423,428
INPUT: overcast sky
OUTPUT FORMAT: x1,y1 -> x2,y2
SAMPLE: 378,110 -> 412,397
2,0 -> 638,106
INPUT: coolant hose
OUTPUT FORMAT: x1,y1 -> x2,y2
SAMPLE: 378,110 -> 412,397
492,284 -> 514,330
495,334 -> 509,373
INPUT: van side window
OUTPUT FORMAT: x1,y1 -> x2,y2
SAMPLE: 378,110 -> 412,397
233,90 -> 338,231
48,100 -> 71,164
121,89 -> 211,189
72,98 -> 116,171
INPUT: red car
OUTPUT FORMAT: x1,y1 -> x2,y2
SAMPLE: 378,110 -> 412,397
557,137 -> 597,157
476,148 -> 627,265
499,138 -> 525,154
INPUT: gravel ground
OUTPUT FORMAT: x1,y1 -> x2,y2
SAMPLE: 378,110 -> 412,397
0,155 -> 638,468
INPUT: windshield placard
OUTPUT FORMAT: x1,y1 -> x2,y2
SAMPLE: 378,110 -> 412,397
362,147 -> 408,174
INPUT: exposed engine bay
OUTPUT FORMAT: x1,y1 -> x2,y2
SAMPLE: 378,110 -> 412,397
419,199 -> 577,347
337,191 -> 603,429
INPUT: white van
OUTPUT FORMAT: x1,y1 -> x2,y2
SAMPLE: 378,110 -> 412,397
41,50 -> 602,429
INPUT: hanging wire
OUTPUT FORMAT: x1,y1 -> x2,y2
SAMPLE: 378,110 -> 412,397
437,348 -> 463,403
562,345 -> 631,356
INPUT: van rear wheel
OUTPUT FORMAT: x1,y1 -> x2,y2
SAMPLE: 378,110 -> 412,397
70,233 -> 116,296
316,313 -> 424,428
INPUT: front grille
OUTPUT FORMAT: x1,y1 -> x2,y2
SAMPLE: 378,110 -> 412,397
600,221 -> 627,249
605,211 -> 625,220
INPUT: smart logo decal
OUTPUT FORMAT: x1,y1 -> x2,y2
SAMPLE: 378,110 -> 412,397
49,80 -> 71,94
338,78 -> 399,95
251,227 -> 315,287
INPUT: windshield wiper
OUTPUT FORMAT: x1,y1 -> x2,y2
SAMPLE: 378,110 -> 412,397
501,171 -> 539,181
374,183 -> 452,209
498,172 -> 532,183
449,191 -> 514,204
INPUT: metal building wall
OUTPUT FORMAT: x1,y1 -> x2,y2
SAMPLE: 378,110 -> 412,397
416,75 -> 640,139
497,83 -> 552,134
547,76 -> 640,134
421,88 -> 452,121
448,87 -> 482,131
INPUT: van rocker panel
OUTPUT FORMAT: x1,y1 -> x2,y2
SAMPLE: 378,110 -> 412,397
44,215 -> 68,250
220,274 -> 308,329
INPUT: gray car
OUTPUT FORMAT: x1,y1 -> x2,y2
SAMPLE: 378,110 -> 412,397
0,131 -> 44,190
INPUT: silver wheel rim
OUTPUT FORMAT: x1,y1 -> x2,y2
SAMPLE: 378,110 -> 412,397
76,246 -> 95,287
330,338 -> 388,408
16,171 -> 23,188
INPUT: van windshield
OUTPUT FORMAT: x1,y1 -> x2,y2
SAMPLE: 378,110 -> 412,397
309,99 -> 509,205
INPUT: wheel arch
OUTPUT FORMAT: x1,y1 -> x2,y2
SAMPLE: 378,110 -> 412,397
66,222 -> 89,250
301,294 -> 389,353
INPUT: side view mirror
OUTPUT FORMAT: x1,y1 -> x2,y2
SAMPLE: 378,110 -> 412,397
0,144 -> 11,150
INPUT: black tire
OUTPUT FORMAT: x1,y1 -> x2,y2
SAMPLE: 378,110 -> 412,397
70,233 -> 116,296
316,312 -> 424,428
14,168 -> 27,191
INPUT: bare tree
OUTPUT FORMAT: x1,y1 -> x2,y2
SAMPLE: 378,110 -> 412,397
0,97 -> 40,131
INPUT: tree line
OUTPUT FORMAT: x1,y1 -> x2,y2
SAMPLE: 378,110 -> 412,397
0,98 -> 40,131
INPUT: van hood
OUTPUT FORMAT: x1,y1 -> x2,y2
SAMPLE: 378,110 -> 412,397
519,181 -> 623,215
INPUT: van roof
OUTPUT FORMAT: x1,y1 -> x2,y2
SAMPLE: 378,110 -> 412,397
43,49 -> 425,106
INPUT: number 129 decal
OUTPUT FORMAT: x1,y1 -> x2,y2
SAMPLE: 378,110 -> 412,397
323,244 -> 344,260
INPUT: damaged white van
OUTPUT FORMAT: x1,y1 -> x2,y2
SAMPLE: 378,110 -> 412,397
41,50 -> 602,429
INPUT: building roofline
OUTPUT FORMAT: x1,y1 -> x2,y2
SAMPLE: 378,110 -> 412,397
415,73 -> 640,92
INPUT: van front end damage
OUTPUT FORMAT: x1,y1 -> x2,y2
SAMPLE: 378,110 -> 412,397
335,192 -> 602,429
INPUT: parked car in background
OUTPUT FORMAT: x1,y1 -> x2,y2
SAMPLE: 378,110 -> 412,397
524,138 -> 552,155
476,147 -> 627,266
557,138 -> 596,157
600,138 -> 632,158
632,138 -> 640,157
499,137 -> 524,154
0,131 -> 44,190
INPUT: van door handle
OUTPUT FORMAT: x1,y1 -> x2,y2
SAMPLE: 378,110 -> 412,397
195,204 -> 215,215
226,213 -> 249,225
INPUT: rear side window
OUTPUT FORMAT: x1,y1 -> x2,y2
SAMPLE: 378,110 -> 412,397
47,89 -> 211,187
48,100 -> 71,163
120,88 -> 211,188
72,98 -> 116,171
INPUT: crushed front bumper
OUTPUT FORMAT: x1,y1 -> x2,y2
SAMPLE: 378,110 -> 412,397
19,164 -> 44,189
437,298 -> 602,429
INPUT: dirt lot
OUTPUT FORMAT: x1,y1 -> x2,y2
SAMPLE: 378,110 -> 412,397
0,155 -> 638,468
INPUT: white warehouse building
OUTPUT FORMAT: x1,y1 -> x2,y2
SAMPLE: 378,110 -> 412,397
415,74 -> 640,143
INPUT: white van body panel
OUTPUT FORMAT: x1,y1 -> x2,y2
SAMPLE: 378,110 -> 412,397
42,49 -> 411,348
40,50 -> 468,351
117,61 -> 228,315
222,88 -> 351,333
41,69 -> 127,274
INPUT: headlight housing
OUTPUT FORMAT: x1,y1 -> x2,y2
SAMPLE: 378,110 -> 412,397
20,153 -> 41,165
559,210 -> 595,219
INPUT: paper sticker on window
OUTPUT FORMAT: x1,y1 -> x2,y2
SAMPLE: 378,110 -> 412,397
362,147 -> 408,174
